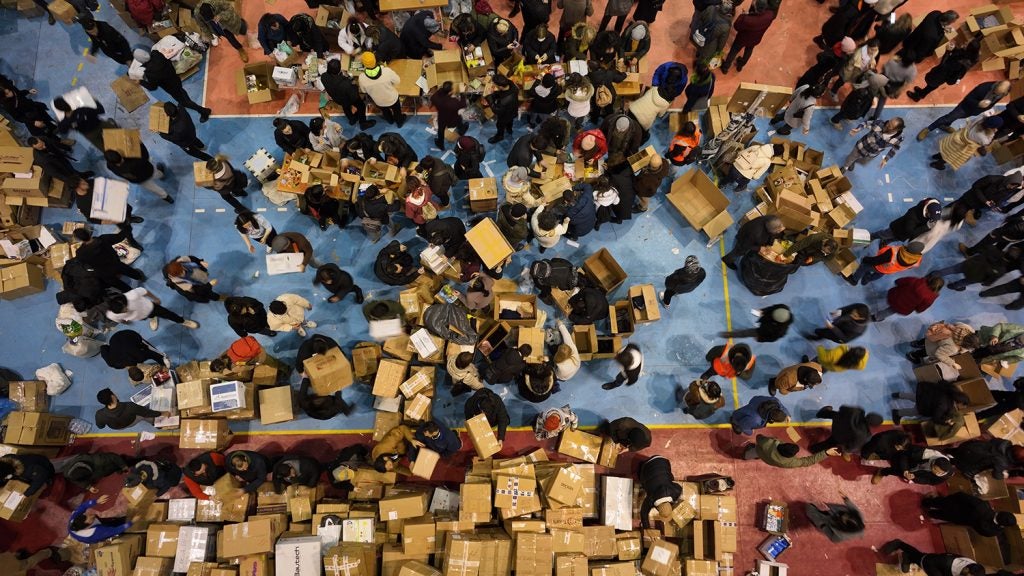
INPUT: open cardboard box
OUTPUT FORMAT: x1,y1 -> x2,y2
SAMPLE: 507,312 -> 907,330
426,50 -> 468,89
922,412 -> 981,446
493,293 -> 537,327
583,248 -> 628,294
628,284 -> 660,324
667,169 -> 733,240
593,336 -> 622,360
965,4 -> 1017,36
237,62 -> 280,105
608,300 -> 635,337
573,324 -> 598,361
726,83 -> 793,117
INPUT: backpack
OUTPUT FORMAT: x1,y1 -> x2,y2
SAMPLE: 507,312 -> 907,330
227,336 -> 263,364
595,84 -> 613,107
530,258 -> 578,290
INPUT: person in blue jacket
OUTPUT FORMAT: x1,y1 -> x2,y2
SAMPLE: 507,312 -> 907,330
730,395 -> 790,435
68,494 -> 131,544
564,186 -> 597,241
257,14 -> 295,55
412,421 -> 463,458
651,61 -> 688,99
226,450 -> 270,493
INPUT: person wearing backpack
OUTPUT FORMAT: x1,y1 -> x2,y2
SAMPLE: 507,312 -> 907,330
530,257 -> 578,303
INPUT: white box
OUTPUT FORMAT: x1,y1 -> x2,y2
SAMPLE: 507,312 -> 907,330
90,177 -> 130,223
409,328 -> 440,360
210,381 -> 246,412
373,395 -> 402,413
267,252 -> 305,275
130,385 -> 152,407
275,536 -> 321,576
600,476 -> 633,531
167,498 -> 196,521
245,148 -> 279,183
419,244 -> 449,274
272,66 -> 298,85
150,384 -> 176,412
172,525 -> 215,573
342,518 -> 375,543
0,239 -> 31,260
429,486 -> 460,513
756,560 -> 789,576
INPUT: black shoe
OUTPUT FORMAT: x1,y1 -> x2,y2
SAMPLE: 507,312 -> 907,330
880,541 -> 902,556
163,196 -> 174,204
891,410 -> 902,426
632,206 -> 646,214
488,135 -> 503,144
396,116 -> 406,128
768,382 -> 777,396
339,401 -> 353,416
129,216 -> 145,224
234,207 -> 246,213
434,140 -> 444,149
720,66 -> 730,74
360,120 -> 377,130
815,406 -> 833,419
907,91 -> 922,102
199,109 -> 211,123
601,381 -> 621,390
674,384 -> 685,403
801,355 -> 810,363
156,163 -> 167,173
196,142 -> 207,150
355,292 -> 365,304
721,257 -> 737,271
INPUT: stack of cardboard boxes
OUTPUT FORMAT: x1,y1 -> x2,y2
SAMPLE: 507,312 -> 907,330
0,384 -> 69,521
956,4 -> 1024,77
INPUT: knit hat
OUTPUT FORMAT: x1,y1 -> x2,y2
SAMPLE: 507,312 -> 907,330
506,166 -> 529,184
614,116 -> 630,132
424,17 -> 440,33
905,241 -> 925,255
983,116 -> 1004,129
630,24 -> 647,41
839,37 -> 856,54
770,307 -> 791,323
580,134 -> 596,150
541,74 -> 555,88
361,52 -> 377,68
924,201 -> 942,221
867,72 -> 889,90
543,413 -> 562,431
684,255 -> 701,274
134,48 -> 151,63
271,235 -> 291,252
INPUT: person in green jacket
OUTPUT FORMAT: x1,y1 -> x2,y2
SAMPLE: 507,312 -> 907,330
741,434 -> 839,467
974,322 -> 1024,367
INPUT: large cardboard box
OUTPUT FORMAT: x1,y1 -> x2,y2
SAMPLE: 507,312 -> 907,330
640,540 -> 678,576
102,128 -> 143,158
583,249 -> 628,294
465,218 -> 513,269
176,378 -> 211,410
132,556 -> 173,576
2,411 -> 70,446
402,516 -> 438,555
627,284 -> 660,324
148,102 -> 171,133
410,447 -> 440,479
555,554 -> 587,576
95,535 -> 144,576
459,481 -> 492,523
667,169 -> 733,240
466,413 -> 502,459
0,146 -> 33,173
544,465 -> 583,507
46,0 -> 76,22
922,412 -> 981,446
304,348 -> 354,394
179,419 -> 232,450
726,83 -> 793,116
557,428 -> 602,463
492,293 -> 537,328
173,525 -> 216,573
146,524 -> 181,558
986,409 -> 1024,445
468,178 -> 498,213
425,49 -> 469,89
111,77 -> 149,113
0,479 -> 40,521
400,560 -> 442,576
379,492 -> 428,521
514,533 -> 553,576
581,526 -> 617,558
8,380 -> 47,412
494,474 -> 537,510
443,533 -> 483,576
219,517 -> 282,558
0,261 -> 45,300
275,535 -> 322,576
237,62 -> 280,104
373,358 -> 409,398
259,385 -> 294,425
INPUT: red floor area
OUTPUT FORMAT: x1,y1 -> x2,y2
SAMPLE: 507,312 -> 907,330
2,426 -> 943,575
202,0 -> 1024,116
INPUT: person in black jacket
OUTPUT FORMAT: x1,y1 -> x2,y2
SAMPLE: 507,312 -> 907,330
485,345 -> 530,385
722,215 -> 785,270
402,10 -> 442,58
512,0 -> 551,39
298,377 -> 352,419
54,93 -> 110,150
639,456 -> 682,527
104,145 -> 172,203
81,16 -> 132,65
321,60 -> 374,130
100,330 -> 169,370
518,364 -> 556,403
313,264 -> 364,304
923,493 -> 1018,537
860,429 -> 910,460
430,82 -> 467,150
224,296 -> 276,337
975,378 -> 1024,422
879,540 -> 984,576
0,454 -> 55,496
377,132 -> 418,168
487,18 -> 519,64
720,304 -> 792,342
158,103 -> 211,161
907,35 -> 982,103
273,118 -> 311,154
125,459 -> 181,496
451,13 -> 487,48
416,157 -> 457,208
272,456 -> 321,492
295,334 -> 341,373
289,14 -> 328,56
464,388 -> 510,442
356,185 -> 392,242
62,453 -> 130,493
365,23 -> 403,61
527,73 -> 560,127
949,439 -> 1018,481
568,286 -> 610,325
139,49 -> 211,120
28,135 -> 86,186
872,198 -> 942,244
256,13 -> 293,55
891,381 -> 968,427
455,136 -> 485,180
661,255 -> 706,308
300,184 -> 343,231
227,450 -> 271,493
523,26 -> 557,66
873,446 -> 953,485
602,344 -> 644,390
418,216 -> 466,255
183,451 -> 226,493
374,240 -> 421,285
486,74 -> 519,144
95,388 -> 162,430
897,10 -> 959,65
807,303 -> 871,343
605,417 -> 652,451
810,405 -> 882,455
73,227 -> 145,289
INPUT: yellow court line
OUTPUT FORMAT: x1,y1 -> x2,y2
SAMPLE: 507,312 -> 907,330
718,237 -> 740,410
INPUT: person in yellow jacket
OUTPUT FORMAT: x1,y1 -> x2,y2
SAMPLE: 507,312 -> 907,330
811,346 -> 869,373
371,424 -> 414,471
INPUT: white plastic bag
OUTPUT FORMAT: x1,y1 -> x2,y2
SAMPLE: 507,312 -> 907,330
63,336 -> 104,358
56,303 -> 97,338
35,363 -> 72,396
277,94 -> 301,116
247,31 -> 262,50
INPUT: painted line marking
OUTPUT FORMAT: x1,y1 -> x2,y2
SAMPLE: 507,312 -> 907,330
887,193 -> 893,202
903,198 -> 914,203
483,163 -> 494,177
944,197 -> 954,202
194,208 -> 206,213
718,237 -> 740,410
215,208 -> 226,213
276,207 -> 288,212
256,207 -> 268,212
76,63 -> 83,72
884,174 -> 890,184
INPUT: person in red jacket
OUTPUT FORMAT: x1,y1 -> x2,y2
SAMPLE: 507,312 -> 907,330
572,130 -> 608,166
873,275 -> 944,322
721,1 -> 776,74
125,0 -> 165,31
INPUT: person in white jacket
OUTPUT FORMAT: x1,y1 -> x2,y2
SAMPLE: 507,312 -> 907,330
338,21 -> 369,55
358,52 -> 404,126
267,293 -> 317,336
721,143 -> 774,191
554,319 -> 581,381
531,204 -> 570,254
770,84 -> 825,136
592,177 -> 621,231
308,117 -> 343,152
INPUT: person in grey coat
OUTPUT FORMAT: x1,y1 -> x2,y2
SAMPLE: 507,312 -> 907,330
691,2 -> 735,65
770,84 -> 825,136
557,0 -> 593,42
599,0 -> 635,33
805,497 -> 865,542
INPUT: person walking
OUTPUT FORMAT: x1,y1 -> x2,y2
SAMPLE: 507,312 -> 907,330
873,275 -> 943,322
730,395 -> 789,435
486,75 -> 519,144
557,0 -> 593,45
138,48 -> 213,120
430,81 -> 467,150
768,361 -> 823,396
601,344 -> 644,390
195,0 -> 249,61
872,198 -> 942,244
846,241 -> 924,286
721,1 -> 775,74
105,145 -> 172,203
599,0 -> 634,33
235,211 -> 277,254
202,157 -> 249,213
677,379 -> 725,419
163,256 -> 222,304
770,84 -> 824,136
105,287 -> 200,331
806,498 -> 865,543
81,16 -> 132,65
806,303 -> 870,343
722,215 -> 785,270
94,388 -> 163,429
224,296 -> 277,337
897,10 -> 959,65
159,103 -> 212,161
916,80 -> 1010,140
841,116 -> 904,173
661,256 -> 707,308
359,53 -> 404,126
810,405 -> 882,455
741,434 -> 836,466
720,304 -> 793,342
267,294 -> 316,337
72,228 -> 145,290
929,116 -> 1001,171
829,71 -> 888,130
54,90 -> 112,150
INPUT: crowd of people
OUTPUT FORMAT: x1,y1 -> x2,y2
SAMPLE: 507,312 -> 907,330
3,0 -> 1024,572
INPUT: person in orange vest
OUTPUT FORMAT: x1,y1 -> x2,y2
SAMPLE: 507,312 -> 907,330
700,342 -> 756,381
846,241 -> 924,286
666,121 -> 701,166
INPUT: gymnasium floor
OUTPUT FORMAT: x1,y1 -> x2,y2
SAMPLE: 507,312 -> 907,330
0,0 -> 1023,573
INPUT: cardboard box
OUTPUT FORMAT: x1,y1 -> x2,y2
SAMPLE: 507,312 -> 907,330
410,447 -> 440,479
111,76 -> 149,113
957,378 -> 997,412
667,169 -> 733,240
966,4 -> 1016,35
8,380 -> 47,412
514,533 -> 553,576
465,218 -> 513,269
459,482 -> 492,523
95,535 -> 144,576
275,535 -> 321,576
986,409 -> 1024,445
0,261 -> 45,300
555,554 -> 587,576
324,543 -> 377,576
210,380 -> 247,412
379,492 -> 428,522
401,516 -> 438,555
492,292 -> 537,327
176,378 -> 211,410
259,385 -> 294,425
581,526 -> 617,559
544,465 -> 583,507
132,556 -> 173,576
494,474 -> 537,509
628,145 -> 657,172
373,358 -> 409,398
684,560 -> 719,576
46,0 -> 76,22
179,419 -> 231,450
443,533 -> 483,576
468,178 -> 498,213
627,284 -> 660,324
400,560 -> 442,576
0,480 -> 40,521
727,83 -> 793,116
0,146 -> 33,173
582,248 -> 628,294
466,413 -> 501,459
219,517 -> 281,558
237,62 -> 280,104
102,128 -> 143,158
557,428 -> 602,463
353,342 -> 383,381
304,348 -> 354,394
640,540 -> 678,576
923,412 -> 981,446
2,411 -> 70,446
238,555 -> 273,576
601,476 -> 633,531
173,526 -> 216,573
146,524 -> 181,558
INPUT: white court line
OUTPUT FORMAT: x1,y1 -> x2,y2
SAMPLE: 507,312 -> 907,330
256,208 -> 268,212
944,197 -> 954,202
483,164 -> 494,177
884,174 -> 890,184
277,207 -> 288,212
887,193 -> 893,202
215,208 -> 226,213
903,198 -> 914,202
194,209 -> 206,213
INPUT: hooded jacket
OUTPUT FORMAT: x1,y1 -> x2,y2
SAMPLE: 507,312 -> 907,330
62,453 -> 129,490
374,240 -> 420,285
639,456 -> 682,527
95,400 -> 161,429
888,198 -> 939,241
